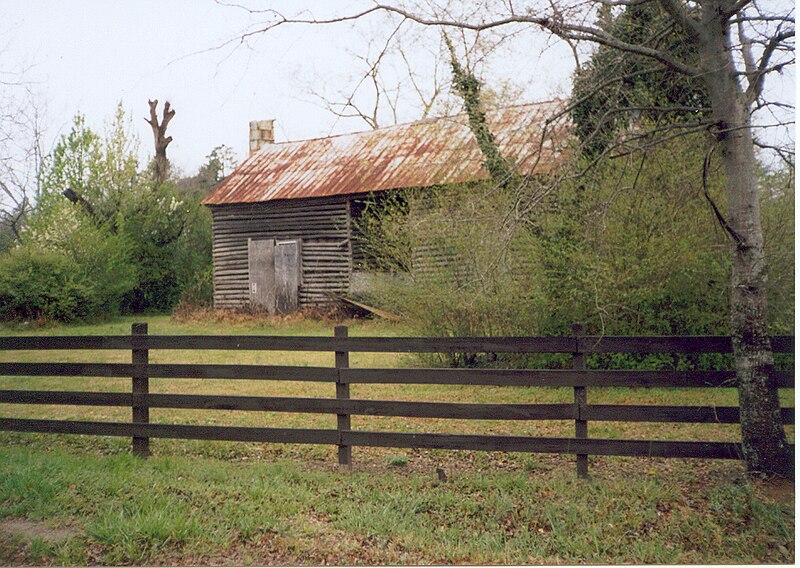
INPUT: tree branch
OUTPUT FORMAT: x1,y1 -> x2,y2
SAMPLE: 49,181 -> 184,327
744,27 -> 795,104
723,0 -> 755,19
370,3 -> 701,76
701,144 -> 746,248
62,187 -> 98,221
657,0 -> 702,40
245,4 -> 702,77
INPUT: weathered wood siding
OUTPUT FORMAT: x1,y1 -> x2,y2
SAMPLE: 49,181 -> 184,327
210,197 -> 352,309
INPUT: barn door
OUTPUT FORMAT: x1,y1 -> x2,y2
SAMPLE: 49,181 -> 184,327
248,238 -> 302,314
248,239 -> 276,313
274,240 -> 302,313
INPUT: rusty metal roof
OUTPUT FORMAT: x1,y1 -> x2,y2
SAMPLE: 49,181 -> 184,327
202,101 -> 568,206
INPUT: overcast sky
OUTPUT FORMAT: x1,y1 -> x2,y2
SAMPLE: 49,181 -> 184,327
2,1 -> 576,176
4,1 -> 793,178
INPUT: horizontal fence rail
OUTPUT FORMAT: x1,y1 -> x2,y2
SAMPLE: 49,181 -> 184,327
0,391 -> 793,424
0,323 -> 793,478
0,364 -> 793,388
0,418 -> 746,459
0,334 -> 792,353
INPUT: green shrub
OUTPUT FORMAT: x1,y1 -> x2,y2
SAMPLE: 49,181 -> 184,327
0,247 -> 110,321
176,264 -> 214,309
20,201 -> 136,320
117,186 -> 212,313
29,107 -> 213,319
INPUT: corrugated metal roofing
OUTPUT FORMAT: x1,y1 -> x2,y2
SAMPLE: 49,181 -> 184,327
202,101 -> 568,206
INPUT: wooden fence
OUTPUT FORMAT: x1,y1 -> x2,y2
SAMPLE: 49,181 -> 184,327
0,323 -> 793,478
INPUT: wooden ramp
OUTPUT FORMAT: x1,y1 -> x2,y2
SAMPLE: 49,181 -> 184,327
329,294 -> 401,320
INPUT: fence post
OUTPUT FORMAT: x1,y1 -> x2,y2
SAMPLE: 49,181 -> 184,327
131,322 -> 150,458
335,325 -> 352,467
573,322 -> 588,479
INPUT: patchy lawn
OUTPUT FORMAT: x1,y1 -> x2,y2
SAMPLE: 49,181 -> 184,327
0,446 -> 794,565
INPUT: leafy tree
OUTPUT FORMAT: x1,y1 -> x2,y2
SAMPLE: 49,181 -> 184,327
571,2 -> 710,157
0,103 -> 212,319
201,145 -> 237,182
175,144 -> 237,199
38,106 -> 140,224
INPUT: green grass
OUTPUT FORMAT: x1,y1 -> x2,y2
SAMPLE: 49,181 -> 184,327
0,446 -> 793,565
0,314 -> 794,564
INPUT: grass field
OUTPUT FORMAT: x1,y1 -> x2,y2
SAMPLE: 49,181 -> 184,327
0,314 -> 794,565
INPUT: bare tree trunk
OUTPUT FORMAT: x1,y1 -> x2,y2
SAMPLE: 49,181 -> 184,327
145,99 -> 175,187
699,7 -> 792,478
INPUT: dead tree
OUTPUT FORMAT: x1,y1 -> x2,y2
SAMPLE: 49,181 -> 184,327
145,99 -> 175,187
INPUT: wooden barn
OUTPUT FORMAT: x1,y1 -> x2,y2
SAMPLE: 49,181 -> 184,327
202,102 -> 567,313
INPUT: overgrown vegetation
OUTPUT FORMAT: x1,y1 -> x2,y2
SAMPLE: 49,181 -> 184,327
349,27 -> 793,352
356,183 -> 546,341
0,105 -> 213,322
354,135 -> 794,348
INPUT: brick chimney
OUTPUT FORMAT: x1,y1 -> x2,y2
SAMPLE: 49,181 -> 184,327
249,119 -> 275,155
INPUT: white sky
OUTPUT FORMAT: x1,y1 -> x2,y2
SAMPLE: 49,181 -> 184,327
3,1 -> 793,177
2,1 -> 576,176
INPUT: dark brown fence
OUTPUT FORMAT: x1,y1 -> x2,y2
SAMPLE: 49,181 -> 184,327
0,323 -> 793,478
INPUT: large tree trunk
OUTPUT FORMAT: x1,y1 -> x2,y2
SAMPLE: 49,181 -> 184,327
699,5 -> 793,477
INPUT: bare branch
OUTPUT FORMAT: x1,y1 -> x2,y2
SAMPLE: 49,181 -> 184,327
370,3 -> 701,76
242,3 -> 699,77
0,69 -> 45,242
744,27 -> 795,103
731,15 -> 795,25
752,137 -> 795,168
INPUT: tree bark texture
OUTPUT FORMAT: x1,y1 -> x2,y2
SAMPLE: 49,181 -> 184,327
146,99 -> 175,187
698,3 -> 792,477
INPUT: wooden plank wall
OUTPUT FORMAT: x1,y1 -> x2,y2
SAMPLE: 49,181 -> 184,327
210,198 -> 351,309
